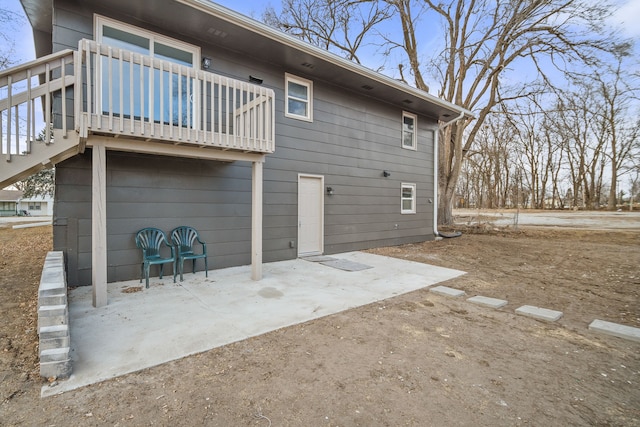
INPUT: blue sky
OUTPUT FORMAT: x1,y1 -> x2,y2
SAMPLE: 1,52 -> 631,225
3,0 -> 639,86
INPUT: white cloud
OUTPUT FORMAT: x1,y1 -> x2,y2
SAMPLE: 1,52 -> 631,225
610,0 -> 640,38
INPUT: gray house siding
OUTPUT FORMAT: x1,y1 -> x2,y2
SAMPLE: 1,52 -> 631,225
54,151 -> 255,285
51,1 -> 93,131
50,3 -> 438,285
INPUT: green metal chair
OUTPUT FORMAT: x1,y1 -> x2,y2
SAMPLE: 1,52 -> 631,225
170,226 -> 208,281
135,228 -> 176,288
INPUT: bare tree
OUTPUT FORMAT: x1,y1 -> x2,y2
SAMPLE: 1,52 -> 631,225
476,117 -> 515,208
540,115 -> 567,209
263,0 -> 393,64
551,86 -> 608,209
0,7 -> 25,70
409,0 -> 616,222
593,48 -> 640,210
504,96 -> 565,209
455,115 -> 519,209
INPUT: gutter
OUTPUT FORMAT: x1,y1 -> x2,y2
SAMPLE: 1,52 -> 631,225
433,111 -> 466,238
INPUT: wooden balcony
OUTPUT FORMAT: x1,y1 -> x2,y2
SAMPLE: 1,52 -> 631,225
1,39 -> 276,188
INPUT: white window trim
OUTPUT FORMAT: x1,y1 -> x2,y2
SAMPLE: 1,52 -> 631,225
401,183 -> 417,214
285,73 -> 313,122
402,111 -> 417,150
94,15 -> 201,64
94,15 -> 201,127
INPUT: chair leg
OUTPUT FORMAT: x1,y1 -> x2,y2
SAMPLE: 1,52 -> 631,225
204,257 -> 208,278
159,264 -> 164,280
179,258 -> 184,282
172,261 -> 176,283
144,263 -> 150,289
193,259 -> 196,275
140,263 -> 144,284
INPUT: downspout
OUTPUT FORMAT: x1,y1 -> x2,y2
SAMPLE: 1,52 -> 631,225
434,111 -> 466,237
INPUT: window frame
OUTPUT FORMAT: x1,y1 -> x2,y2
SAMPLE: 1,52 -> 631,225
95,15 -> 201,65
402,111 -> 417,150
285,73 -> 313,122
401,183 -> 417,214
94,15 -> 201,127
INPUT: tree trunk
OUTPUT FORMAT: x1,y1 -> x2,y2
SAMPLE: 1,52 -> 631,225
438,203 -> 453,227
607,141 -> 618,210
608,162 -> 617,210
438,122 -> 466,225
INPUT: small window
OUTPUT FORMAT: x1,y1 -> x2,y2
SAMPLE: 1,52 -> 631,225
401,183 -> 416,214
402,112 -> 417,150
285,73 -> 313,122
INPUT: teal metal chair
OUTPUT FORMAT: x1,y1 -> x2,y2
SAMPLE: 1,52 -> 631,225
135,228 -> 176,288
170,226 -> 208,281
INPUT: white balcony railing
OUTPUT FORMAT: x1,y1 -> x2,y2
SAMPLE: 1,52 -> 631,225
77,40 -> 275,153
0,40 -> 275,160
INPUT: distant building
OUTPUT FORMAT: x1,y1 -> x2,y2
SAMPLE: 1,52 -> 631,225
0,189 -> 54,216
18,194 -> 54,216
0,190 -> 22,216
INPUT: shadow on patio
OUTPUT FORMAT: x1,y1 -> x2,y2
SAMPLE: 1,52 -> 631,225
43,251 -> 464,397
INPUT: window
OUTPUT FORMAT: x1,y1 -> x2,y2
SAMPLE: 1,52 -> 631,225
29,202 -> 42,211
402,112 -> 417,150
285,73 -> 313,121
95,15 -> 200,126
401,183 -> 416,214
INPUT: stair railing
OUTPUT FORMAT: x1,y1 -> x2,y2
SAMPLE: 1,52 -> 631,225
0,49 -> 76,162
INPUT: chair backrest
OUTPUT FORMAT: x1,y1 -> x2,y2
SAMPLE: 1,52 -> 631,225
136,228 -> 170,258
171,226 -> 200,252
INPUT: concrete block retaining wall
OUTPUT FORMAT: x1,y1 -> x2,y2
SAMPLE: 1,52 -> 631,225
37,251 -> 72,379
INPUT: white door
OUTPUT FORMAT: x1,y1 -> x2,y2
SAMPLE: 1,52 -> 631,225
298,175 -> 324,256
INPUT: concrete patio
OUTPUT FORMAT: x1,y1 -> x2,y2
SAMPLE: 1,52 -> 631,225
43,251 -> 464,397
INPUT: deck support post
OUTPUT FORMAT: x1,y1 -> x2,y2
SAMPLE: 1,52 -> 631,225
92,141 -> 108,307
251,158 -> 264,280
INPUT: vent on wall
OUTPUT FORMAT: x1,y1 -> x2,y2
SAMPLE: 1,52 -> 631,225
402,99 -> 413,104
361,84 -> 374,90
301,62 -> 314,69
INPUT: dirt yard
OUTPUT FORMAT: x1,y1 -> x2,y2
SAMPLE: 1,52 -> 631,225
1,215 -> 639,426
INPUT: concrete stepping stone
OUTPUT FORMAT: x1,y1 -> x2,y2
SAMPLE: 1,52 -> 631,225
467,295 -> 507,308
515,305 -> 563,322
589,319 -> 640,343
430,285 -> 466,297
